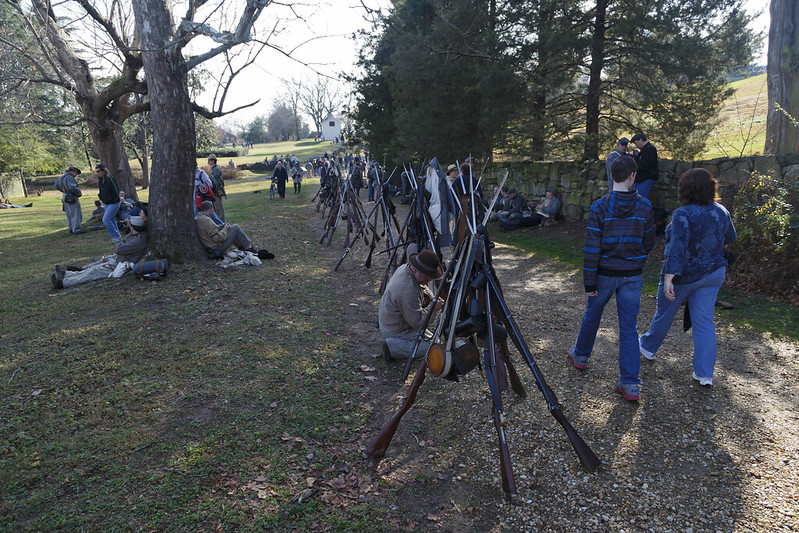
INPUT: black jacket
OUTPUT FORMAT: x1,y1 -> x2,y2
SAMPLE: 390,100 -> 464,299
634,142 -> 659,183
98,176 -> 120,204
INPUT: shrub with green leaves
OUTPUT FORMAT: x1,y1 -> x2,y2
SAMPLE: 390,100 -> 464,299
730,172 -> 799,300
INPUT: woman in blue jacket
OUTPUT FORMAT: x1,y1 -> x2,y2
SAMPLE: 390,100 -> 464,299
639,168 -> 737,386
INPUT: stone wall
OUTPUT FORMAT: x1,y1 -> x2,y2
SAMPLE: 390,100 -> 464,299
486,154 -> 799,221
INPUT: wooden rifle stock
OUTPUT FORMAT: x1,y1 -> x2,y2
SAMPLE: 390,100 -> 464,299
501,342 -> 527,399
366,360 -> 427,458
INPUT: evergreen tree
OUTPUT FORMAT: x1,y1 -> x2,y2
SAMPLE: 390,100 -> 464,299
583,0 -> 759,160
351,0 -> 518,164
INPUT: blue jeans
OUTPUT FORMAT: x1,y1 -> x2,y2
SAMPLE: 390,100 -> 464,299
574,274 -> 643,384
640,267 -> 726,379
367,181 -> 375,201
103,202 -> 121,239
636,180 -> 655,199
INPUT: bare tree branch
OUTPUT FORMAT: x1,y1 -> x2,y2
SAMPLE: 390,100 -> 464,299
193,99 -> 260,120
73,0 -> 140,66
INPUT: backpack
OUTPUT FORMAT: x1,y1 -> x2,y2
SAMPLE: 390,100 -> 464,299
197,182 -> 215,202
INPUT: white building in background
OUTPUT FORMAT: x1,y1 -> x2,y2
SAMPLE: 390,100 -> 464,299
321,113 -> 343,142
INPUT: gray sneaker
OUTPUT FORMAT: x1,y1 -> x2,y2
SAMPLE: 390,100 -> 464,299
692,372 -> 713,386
567,345 -> 589,370
615,380 -> 640,401
639,336 -> 655,360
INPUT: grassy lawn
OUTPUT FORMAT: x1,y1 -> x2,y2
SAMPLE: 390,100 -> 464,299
703,73 -> 768,159
0,180 -> 392,531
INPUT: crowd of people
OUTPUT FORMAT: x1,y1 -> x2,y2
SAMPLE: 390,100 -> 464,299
46,135 -> 736,395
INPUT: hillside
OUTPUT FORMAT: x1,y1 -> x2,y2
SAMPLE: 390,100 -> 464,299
702,73 -> 768,159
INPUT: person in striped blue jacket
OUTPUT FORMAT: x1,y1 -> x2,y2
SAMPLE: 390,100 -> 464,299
567,155 -> 655,401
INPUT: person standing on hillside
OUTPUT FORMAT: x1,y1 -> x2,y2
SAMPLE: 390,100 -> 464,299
349,160 -> 364,198
638,169 -> 736,387
291,161 -> 303,194
54,166 -> 84,235
631,133 -> 659,199
567,156 -> 655,402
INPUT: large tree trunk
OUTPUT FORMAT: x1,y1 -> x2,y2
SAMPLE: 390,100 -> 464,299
583,0 -> 607,161
765,0 -> 799,155
87,114 -> 138,201
132,0 -> 203,262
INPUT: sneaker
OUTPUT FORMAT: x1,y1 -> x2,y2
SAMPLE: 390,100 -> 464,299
381,341 -> 394,362
567,345 -> 588,370
55,265 -> 66,278
639,337 -> 655,360
110,238 -> 120,244
615,380 -> 640,401
50,272 -> 63,290
71,229 -> 86,234
692,372 -> 713,386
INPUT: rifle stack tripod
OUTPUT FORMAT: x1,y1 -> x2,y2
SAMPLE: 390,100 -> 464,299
314,162 -> 408,273
365,166 -> 601,497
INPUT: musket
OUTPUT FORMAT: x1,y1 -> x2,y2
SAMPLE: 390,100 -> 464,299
399,238 -> 463,380
483,247 -> 602,473
334,187 -> 382,271
366,360 -> 428,458
478,234 -> 516,496
378,203 -> 415,294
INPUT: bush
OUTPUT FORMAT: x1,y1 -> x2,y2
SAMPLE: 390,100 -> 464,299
196,148 -> 248,158
729,172 -> 799,302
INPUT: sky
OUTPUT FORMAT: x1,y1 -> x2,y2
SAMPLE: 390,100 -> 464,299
208,0 -> 771,132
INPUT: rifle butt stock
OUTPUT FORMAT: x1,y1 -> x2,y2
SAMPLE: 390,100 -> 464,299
550,407 -> 602,472
492,409 -> 517,496
366,360 -> 428,458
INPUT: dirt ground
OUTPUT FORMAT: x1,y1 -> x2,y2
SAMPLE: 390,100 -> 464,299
307,203 -> 798,532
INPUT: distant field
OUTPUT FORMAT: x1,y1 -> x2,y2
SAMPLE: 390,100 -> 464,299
231,139 -> 348,165
702,73 -> 768,159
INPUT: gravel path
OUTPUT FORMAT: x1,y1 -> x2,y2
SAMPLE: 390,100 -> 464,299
323,211 -> 798,532
485,242 -> 798,532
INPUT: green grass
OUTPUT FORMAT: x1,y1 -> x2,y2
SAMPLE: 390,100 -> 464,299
702,73 -> 768,159
0,179 -> 398,531
492,223 -> 799,341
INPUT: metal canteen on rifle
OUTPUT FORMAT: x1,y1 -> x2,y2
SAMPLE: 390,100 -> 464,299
427,339 -> 480,380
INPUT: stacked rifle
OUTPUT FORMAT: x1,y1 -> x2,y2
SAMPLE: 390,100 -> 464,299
366,165 -> 601,497
313,161 -> 408,272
